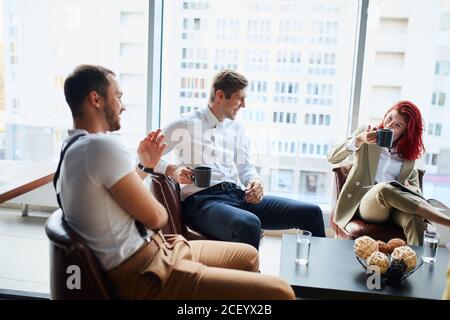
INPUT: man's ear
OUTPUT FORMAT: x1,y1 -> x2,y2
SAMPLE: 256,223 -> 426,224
88,91 -> 101,109
215,89 -> 225,102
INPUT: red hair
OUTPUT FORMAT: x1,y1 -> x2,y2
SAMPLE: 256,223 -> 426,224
378,100 -> 425,161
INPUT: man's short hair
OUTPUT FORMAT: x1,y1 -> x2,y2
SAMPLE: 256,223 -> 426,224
209,70 -> 248,103
64,64 -> 115,118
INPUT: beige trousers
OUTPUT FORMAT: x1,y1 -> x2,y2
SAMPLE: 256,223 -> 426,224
359,182 -> 427,245
107,232 -> 295,300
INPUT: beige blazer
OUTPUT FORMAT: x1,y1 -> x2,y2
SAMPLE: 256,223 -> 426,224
327,126 -> 421,229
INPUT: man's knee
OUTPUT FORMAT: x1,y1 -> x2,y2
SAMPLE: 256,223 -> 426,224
263,277 -> 296,300
232,216 -> 261,248
311,203 -> 323,218
244,244 -> 260,272
303,203 -> 325,236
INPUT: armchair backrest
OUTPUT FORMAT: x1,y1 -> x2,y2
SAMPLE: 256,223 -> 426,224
148,173 -> 214,240
149,173 -> 187,235
45,209 -> 115,300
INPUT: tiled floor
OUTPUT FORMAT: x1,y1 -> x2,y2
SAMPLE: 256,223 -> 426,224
0,207 -> 292,298
0,208 -> 50,297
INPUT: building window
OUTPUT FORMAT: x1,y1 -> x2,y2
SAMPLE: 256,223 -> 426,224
432,154 -> 438,166
435,61 -> 450,75
54,75 -> 65,88
435,124 -> 442,136
432,92 -> 446,106
12,98 -> 20,113
426,153 -> 439,166
428,123 -> 443,136
120,11 -> 145,29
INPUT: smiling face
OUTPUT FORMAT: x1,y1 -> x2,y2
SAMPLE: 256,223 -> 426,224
222,89 -> 246,120
382,108 -> 408,141
103,75 -> 125,132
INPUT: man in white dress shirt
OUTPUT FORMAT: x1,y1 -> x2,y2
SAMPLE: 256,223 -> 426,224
153,70 -> 325,248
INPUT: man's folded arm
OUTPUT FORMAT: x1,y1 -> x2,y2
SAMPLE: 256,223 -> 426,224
109,171 -> 168,229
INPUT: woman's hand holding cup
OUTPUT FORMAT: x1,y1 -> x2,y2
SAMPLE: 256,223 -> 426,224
355,125 -> 377,147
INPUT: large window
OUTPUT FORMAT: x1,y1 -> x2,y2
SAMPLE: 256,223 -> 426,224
0,0 -> 149,163
160,0 -> 360,205
1,0 -> 448,207
359,0 -> 450,205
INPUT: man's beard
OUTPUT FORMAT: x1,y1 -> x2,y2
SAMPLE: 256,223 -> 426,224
104,103 -> 121,131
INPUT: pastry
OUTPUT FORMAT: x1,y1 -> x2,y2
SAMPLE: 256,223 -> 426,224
367,251 -> 390,274
354,236 -> 378,259
376,241 -> 391,255
391,246 -> 417,271
387,238 -> 406,253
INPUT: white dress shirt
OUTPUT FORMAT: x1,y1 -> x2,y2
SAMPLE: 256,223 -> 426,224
346,137 -> 403,183
154,106 -> 260,200
374,147 -> 403,183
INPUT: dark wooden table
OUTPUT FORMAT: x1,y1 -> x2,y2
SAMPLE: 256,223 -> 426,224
279,234 -> 449,299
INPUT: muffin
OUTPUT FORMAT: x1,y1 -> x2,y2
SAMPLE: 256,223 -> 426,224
354,236 -> 379,259
367,251 -> 390,274
387,238 -> 406,253
391,246 -> 417,271
376,241 -> 391,255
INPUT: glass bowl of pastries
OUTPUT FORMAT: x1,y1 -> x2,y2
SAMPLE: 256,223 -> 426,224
353,236 -> 423,284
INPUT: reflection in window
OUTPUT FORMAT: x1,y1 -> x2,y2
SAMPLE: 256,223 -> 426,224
300,171 -> 327,195
270,169 -> 293,193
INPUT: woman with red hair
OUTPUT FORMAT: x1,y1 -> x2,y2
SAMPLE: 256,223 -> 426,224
328,100 -> 450,245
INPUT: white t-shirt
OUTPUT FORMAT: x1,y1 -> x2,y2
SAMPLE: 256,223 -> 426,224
59,129 -> 149,271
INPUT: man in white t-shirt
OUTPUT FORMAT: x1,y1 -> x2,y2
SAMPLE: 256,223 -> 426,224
58,64 -> 295,300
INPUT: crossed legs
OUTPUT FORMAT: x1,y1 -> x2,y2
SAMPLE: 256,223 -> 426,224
158,240 -> 296,300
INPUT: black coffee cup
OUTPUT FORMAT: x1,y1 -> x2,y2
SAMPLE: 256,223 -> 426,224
192,166 -> 211,188
377,128 -> 394,148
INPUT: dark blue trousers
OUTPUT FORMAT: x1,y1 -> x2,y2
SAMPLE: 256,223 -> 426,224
182,186 -> 325,249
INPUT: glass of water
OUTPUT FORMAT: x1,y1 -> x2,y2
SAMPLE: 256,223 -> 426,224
296,230 -> 311,266
422,230 -> 439,263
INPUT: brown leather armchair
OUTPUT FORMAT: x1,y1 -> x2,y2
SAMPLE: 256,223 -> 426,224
45,209 -> 115,299
149,172 -> 215,240
44,174 -> 213,299
330,164 -> 425,242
